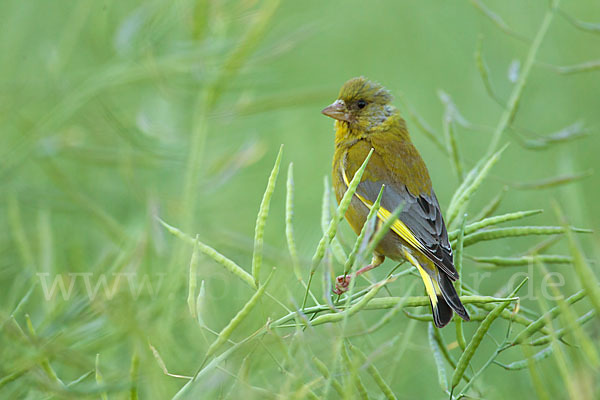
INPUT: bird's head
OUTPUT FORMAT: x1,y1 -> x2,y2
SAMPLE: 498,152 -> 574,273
322,77 -> 396,132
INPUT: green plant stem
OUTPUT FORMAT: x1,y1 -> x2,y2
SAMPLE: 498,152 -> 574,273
486,0 -> 561,155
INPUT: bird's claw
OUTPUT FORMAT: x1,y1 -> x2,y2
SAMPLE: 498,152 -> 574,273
333,274 -> 352,295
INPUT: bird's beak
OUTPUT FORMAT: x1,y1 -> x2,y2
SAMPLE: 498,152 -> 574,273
321,99 -> 350,122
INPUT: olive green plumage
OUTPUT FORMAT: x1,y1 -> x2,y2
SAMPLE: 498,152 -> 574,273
322,77 -> 469,328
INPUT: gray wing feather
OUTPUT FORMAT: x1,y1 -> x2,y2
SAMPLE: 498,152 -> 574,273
357,180 -> 458,280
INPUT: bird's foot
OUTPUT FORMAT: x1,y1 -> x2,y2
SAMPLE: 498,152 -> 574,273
333,256 -> 385,295
333,274 -> 352,295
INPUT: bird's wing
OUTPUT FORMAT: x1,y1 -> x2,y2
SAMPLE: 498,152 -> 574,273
341,148 -> 458,280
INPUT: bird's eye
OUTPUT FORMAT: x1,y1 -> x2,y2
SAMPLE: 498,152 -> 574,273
357,99 -> 367,109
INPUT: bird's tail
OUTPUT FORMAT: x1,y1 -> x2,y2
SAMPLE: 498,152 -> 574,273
438,272 -> 470,325
414,261 -> 470,328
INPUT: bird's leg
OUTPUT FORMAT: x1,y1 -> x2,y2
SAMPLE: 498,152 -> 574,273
334,255 -> 385,295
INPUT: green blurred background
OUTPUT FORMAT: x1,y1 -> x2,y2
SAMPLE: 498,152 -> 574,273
1,0 -> 599,398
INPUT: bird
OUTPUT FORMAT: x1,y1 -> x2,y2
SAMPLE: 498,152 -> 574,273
322,77 -> 469,328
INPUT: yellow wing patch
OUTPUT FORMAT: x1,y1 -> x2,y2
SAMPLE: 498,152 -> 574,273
341,165 -> 425,252
403,249 -> 439,307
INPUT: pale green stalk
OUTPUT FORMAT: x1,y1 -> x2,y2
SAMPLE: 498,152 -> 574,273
96,354 -> 108,400
350,344 -> 397,400
343,186 -> 384,275
448,209 -> 542,241
472,254 -> 572,267
302,149 -> 374,309
428,323 -> 448,391
204,269 -> 274,360
486,0 -> 561,155
252,145 -> 283,287
341,343 -> 369,400
469,0 -> 528,42
285,162 -> 302,280
451,278 -> 527,390
555,203 -> 600,316
463,225 -> 589,247
454,216 -> 467,351
25,314 -> 64,387
187,235 -> 200,319
312,357 -> 344,397
129,352 -> 139,400
446,145 -> 507,226
159,219 -> 256,289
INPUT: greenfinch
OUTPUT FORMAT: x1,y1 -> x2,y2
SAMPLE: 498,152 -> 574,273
322,77 -> 469,328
